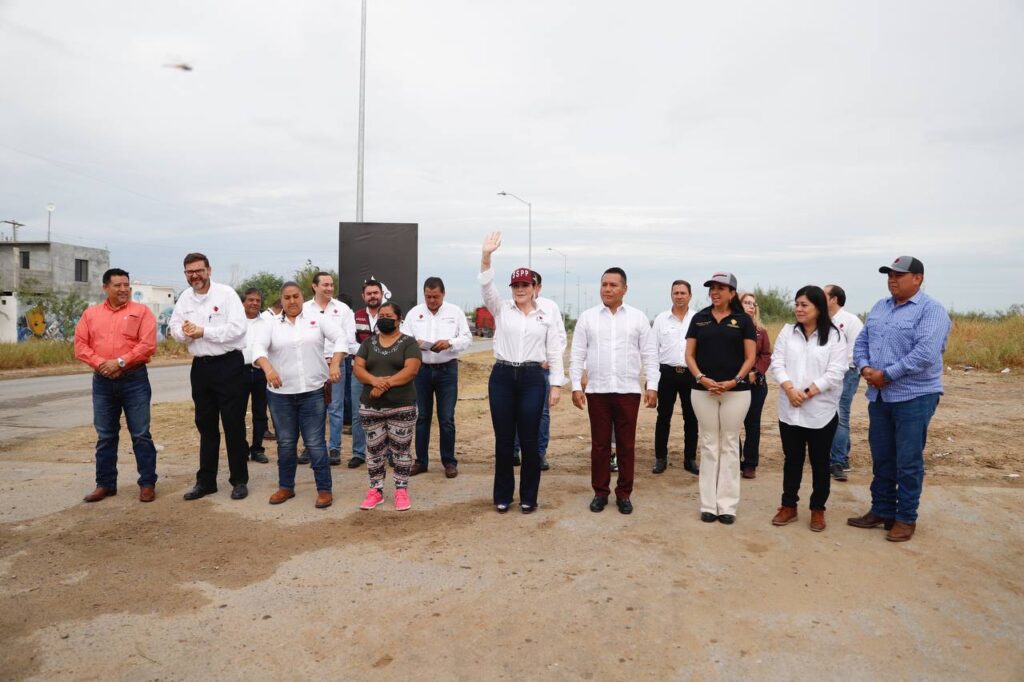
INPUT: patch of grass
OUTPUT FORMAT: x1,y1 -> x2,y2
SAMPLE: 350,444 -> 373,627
764,316 -> 1024,371
0,339 -> 193,370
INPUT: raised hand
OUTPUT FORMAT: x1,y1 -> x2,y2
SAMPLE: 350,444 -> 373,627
482,231 -> 502,255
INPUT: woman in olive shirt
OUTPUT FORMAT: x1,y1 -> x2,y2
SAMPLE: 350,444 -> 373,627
685,272 -> 756,525
353,302 -> 422,511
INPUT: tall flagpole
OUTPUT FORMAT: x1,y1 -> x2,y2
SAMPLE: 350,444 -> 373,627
356,0 -> 367,221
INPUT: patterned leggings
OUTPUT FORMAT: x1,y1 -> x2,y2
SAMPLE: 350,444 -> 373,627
359,405 -> 416,489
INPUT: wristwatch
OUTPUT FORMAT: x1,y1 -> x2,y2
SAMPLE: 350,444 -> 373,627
117,357 -> 126,369
733,375 -> 746,384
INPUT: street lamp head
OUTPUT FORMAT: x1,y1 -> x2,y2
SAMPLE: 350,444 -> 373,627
497,191 -> 507,196
47,203 -> 55,212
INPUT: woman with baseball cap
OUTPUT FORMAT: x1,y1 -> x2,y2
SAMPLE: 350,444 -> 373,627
685,272 -> 757,524
479,231 -> 564,513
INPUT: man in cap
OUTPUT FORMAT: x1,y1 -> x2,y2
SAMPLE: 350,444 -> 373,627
847,256 -> 951,542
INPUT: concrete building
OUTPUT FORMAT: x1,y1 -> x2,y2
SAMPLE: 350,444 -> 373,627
0,239 -> 110,342
131,281 -> 179,340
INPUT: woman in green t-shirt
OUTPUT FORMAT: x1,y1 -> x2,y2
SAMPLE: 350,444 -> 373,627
352,302 -> 423,511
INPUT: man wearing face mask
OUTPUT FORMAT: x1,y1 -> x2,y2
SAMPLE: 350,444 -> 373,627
401,277 -> 473,478
170,253 -> 251,501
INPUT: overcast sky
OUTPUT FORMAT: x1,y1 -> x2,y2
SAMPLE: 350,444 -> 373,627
2,0 -> 1022,316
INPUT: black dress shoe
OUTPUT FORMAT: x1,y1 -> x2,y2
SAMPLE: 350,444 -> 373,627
616,498 -> 633,515
297,450 -> 310,465
718,514 -> 736,525
589,496 -> 608,512
700,512 -> 718,523
250,450 -> 269,464
329,449 -> 341,466
183,485 -> 215,501
348,456 -> 365,469
496,503 -> 510,514
539,457 -> 550,471
652,459 -> 667,474
683,459 -> 700,475
521,504 -> 537,514
230,484 -> 248,500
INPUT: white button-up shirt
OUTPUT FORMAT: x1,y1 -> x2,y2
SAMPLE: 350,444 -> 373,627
302,298 -> 357,356
251,311 -> 347,395
478,269 -> 564,381
831,308 -> 864,368
169,281 -> 247,357
769,323 -> 848,429
242,314 -> 266,365
570,303 -> 660,394
536,295 -> 568,386
651,308 -> 697,367
400,301 -> 472,364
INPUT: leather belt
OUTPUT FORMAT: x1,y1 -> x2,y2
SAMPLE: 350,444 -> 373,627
495,359 -> 543,368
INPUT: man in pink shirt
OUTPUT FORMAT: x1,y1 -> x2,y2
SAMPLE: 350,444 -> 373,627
74,268 -> 158,503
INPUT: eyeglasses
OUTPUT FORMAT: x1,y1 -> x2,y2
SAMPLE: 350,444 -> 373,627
184,268 -> 207,276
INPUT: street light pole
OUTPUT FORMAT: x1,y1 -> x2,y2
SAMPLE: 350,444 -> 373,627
46,204 -> 55,241
547,247 -> 567,317
497,191 -> 532,267
356,0 -> 367,221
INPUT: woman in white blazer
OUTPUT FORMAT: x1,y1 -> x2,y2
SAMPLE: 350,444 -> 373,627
769,285 -> 848,532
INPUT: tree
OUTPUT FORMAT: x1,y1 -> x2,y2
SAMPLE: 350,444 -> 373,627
235,271 -> 284,309
751,285 -> 792,323
292,260 -> 339,302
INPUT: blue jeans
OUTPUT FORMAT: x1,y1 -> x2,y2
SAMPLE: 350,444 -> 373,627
267,389 -> 333,492
867,393 -> 940,524
92,367 -> 158,490
326,360 -> 345,452
514,371 -> 551,457
349,367 -> 366,461
414,361 -> 459,468
830,367 -> 860,466
488,363 -> 546,506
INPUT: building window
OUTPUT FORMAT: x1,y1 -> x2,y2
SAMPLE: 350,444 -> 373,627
21,251 -> 30,269
75,259 -> 89,282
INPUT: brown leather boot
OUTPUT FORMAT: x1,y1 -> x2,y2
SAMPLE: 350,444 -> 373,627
139,486 -> 156,503
315,491 -> 333,509
268,488 -> 295,505
886,521 -> 916,542
810,510 -> 826,532
84,487 -> 116,503
771,506 -> 798,526
846,510 -> 895,530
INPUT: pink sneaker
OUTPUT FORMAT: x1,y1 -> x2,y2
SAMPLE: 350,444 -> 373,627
394,488 -> 411,512
359,487 -> 384,510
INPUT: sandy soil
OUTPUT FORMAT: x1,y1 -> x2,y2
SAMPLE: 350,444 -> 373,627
1,351 -> 1021,680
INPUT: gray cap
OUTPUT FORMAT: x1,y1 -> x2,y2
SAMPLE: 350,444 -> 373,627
879,256 -> 924,274
703,271 -> 737,289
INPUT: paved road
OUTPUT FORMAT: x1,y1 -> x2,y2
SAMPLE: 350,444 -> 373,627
0,339 -> 493,444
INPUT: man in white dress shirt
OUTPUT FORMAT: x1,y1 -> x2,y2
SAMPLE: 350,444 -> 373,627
824,284 -> 865,481
401,277 -> 472,478
169,253 -> 251,501
651,280 -> 700,475
570,267 -> 660,515
241,287 -> 270,464
302,272 -> 356,466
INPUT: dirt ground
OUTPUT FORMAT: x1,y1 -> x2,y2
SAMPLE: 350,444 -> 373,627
1,351 -> 1021,680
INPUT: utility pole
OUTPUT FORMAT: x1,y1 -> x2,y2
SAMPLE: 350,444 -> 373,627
355,0 -> 367,221
2,220 -> 25,242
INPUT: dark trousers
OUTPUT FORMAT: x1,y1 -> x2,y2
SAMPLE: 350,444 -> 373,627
244,365 -> 268,453
191,350 -> 249,489
741,380 -> 768,469
414,361 -> 459,468
654,365 -> 698,462
779,414 -> 838,510
488,363 -> 546,507
92,367 -> 158,490
588,393 -> 641,499
868,393 -> 940,524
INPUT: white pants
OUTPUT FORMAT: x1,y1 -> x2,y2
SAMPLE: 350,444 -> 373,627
691,390 -> 751,516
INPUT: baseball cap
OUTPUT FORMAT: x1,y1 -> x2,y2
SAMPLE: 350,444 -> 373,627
703,271 -> 738,289
879,256 -> 924,274
509,267 -> 535,286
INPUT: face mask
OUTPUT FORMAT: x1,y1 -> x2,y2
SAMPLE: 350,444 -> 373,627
376,318 -> 397,334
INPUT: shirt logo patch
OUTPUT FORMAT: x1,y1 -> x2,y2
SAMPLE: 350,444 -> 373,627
730,318 -> 738,326
213,306 -> 219,312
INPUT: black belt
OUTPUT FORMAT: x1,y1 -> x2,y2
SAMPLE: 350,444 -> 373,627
660,364 -> 690,374
424,359 -> 458,367
495,359 -> 543,368
193,349 -> 242,364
